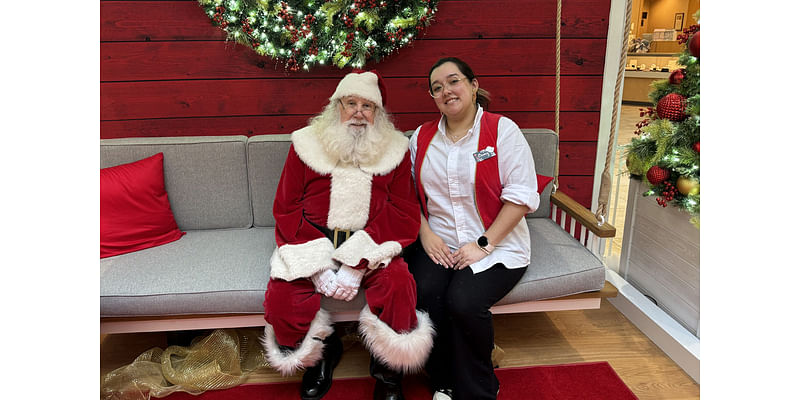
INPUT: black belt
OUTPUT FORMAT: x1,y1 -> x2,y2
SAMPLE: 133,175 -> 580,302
309,220 -> 352,249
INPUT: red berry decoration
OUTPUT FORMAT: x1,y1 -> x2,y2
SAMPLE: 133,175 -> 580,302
677,24 -> 699,45
656,93 -> 688,121
669,69 -> 686,85
656,181 -> 679,207
646,166 -> 670,186
689,31 -> 700,59
693,141 -> 700,153
634,118 -> 650,136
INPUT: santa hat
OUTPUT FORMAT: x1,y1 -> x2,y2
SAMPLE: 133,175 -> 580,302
329,70 -> 387,108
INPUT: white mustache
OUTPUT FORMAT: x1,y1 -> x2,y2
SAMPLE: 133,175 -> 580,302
344,118 -> 369,137
345,118 -> 369,126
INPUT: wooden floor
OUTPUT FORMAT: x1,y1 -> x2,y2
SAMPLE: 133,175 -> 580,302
101,299 -> 699,399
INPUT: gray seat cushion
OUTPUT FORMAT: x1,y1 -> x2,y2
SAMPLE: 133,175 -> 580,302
496,219 -> 605,306
324,220 -> 604,312
100,228 -> 273,317
100,220 -> 603,317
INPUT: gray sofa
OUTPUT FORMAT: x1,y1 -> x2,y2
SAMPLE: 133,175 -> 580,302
100,130 -> 613,334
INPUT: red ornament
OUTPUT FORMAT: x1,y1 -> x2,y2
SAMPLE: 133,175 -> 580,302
656,93 -> 688,121
693,141 -> 700,153
646,166 -> 670,186
669,69 -> 686,85
689,31 -> 700,58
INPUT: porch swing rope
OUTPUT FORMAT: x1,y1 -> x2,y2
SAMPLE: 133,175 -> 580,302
553,0 -> 561,193
553,0 -> 632,225
593,0 -> 633,225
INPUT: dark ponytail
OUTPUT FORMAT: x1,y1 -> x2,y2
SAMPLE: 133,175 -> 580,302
428,57 -> 491,110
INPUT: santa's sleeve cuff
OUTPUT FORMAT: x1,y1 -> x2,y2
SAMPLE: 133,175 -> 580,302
270,238 -> 336,280
331,230 -> 401,269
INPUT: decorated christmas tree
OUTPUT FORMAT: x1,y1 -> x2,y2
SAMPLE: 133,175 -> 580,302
626,16 -> 700,227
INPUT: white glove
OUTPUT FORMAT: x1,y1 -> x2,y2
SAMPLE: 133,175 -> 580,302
310,269 -> 338,297
332,265 -> 366,301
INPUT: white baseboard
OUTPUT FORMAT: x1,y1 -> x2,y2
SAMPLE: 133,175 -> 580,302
605,269 -> 700,383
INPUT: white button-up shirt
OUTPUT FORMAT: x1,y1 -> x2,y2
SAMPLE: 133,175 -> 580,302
409,106 -> 540,274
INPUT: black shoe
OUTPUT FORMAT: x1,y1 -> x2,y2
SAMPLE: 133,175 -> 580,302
370,357 -> 404,400
300,334 -> 343,400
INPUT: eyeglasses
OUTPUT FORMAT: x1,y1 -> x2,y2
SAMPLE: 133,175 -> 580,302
429,76 -> 466,98
339,98 -> 376,116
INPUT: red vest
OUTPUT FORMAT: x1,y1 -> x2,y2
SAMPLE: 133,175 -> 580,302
414,111 -> 503,230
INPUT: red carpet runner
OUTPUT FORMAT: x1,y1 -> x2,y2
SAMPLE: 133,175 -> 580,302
165,361 -> 637,399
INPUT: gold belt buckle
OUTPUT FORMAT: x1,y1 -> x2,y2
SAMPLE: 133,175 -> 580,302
333,228 -> 351,248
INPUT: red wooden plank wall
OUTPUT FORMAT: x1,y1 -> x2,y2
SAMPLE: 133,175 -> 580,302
100,0 -> 611,208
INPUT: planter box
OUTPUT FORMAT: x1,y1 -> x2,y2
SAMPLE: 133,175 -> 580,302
619,177 -> 700,337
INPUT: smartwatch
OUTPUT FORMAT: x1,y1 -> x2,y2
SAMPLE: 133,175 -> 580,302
476,235 -> 493,255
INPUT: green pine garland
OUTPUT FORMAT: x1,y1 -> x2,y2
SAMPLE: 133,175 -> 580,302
198,0 -> 439,71
625,20 -> 700,227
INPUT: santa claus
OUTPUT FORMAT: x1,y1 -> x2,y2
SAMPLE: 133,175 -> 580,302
261,71 -> 433,400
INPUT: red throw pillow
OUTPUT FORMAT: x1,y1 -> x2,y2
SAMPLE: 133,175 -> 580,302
537,174 -> 554,194
100,153 -> 185,258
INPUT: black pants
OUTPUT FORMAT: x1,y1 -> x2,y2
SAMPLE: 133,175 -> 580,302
404,241 -> 527,400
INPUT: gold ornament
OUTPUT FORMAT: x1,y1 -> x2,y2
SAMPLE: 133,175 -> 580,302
676,176 -> 699,195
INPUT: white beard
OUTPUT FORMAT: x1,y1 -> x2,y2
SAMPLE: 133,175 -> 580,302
320,118 -> 388,166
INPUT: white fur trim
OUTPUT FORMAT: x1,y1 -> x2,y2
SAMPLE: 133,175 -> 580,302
332,230 -> 401,269
358,307 -> 435,373
270,238 -> 335,281
292,126 -> 410,176
328,166 -> 372,230
292,127 -> 338,175
330,72 -> 382,107
357,132 -> 409,176
261,309 -> 335,376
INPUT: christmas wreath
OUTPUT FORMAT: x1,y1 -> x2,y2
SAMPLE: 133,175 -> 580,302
626,20 -> 700,227
198,0 -> 439,71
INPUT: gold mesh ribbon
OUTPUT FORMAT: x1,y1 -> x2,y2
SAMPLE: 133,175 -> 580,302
101,329 -> 270,400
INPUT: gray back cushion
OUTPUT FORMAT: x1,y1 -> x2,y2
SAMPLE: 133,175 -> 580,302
100,136 -> 252,230
247,135 -> 292,227
247,129 -> 557,226
522,129 -> 557,218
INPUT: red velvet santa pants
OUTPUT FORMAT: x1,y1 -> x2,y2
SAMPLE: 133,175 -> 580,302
264,257 -> 419,347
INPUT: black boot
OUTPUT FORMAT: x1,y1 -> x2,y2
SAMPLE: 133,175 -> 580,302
370,357 -> 404,400
300,334 -> 343,400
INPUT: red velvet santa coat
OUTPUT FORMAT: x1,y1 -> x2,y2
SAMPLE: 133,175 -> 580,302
269,126 -> 421,281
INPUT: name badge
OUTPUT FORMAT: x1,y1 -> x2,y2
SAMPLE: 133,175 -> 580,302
473,146 -> 496,162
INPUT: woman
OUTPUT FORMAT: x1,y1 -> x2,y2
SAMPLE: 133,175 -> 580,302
406,57 -> 540,400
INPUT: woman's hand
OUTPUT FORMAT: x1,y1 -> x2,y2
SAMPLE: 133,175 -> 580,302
452,242 -> 488,270
420,228 -> 455,268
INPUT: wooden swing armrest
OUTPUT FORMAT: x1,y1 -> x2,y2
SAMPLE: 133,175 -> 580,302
550,191 -> 616,238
